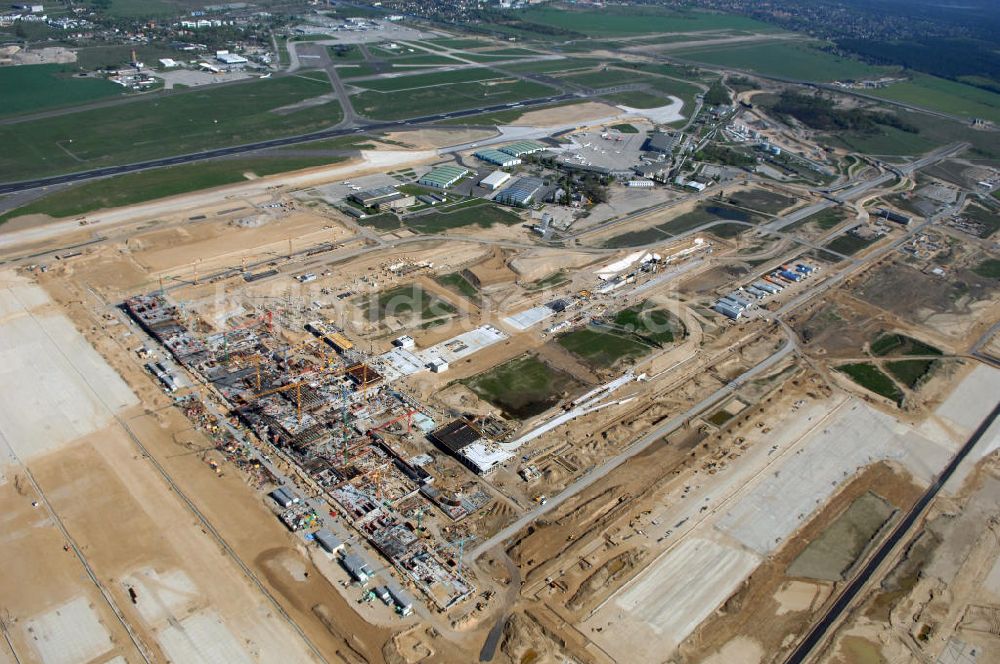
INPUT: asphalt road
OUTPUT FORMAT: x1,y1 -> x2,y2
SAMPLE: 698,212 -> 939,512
0,91 -> 582,195
784,400 -> 1000,664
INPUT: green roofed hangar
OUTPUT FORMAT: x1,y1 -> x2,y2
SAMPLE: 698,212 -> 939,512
418,165 -> 471,189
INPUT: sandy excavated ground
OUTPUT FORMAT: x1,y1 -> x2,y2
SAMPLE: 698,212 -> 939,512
514,101 -> 622,127
0,268 -> 397,664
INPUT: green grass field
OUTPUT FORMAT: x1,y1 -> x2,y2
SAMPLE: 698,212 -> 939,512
886,359 -> 938,389
557,303 -> 681,369
338,63 -> 383,78
355,213 -> 402,231
557,327 -> 652,369
504,57 -> 606,74
352,68 -> 501,92
786,207 -> 849,232
673,40 -> 889,82
363,284 -> 456,324
0,76 -> 341,182
870,333 -> 942,357
353,78 -> 553,120
824,232 -> 877,256
0,64 -> 124,117
406,202 -> 521,233
423,37 -> 493,49
520,7 -> 777,36
0,155 -> 345,225
436,272 -> 480,299
837,363 -> 903,404
973,258 -> 1000,279
866,74 -> 1000,124
602,90 -> 674,110
464,354 -> 583,419
73,44 -> 189,71
820,109 -> 977,157
602,203 -> 759,248
611,304 -> 683,345
726,189 -> 796,215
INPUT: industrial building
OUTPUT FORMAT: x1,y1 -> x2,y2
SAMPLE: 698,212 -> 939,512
498,140 -> 547,157
643,131 -> 683,154
350,186 -> 403,208
473,149 -> 521,168
479,170 -> 511,191
418,165 -> 469,189
428,419 -> 512,474
313,529 -> 344,555
495,176 -> 544,207
340,551 -> 374,585
215,50 -> 248,66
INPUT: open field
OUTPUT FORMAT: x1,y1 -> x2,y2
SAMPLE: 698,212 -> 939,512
824,232 -> 877,256
557,326 -> 653,369
726,189 -> 796,215
601,203 -> 761,248
1,64 -> 123,117
787,491 -> 896,581
867,74 -> 1000,124
0,76 -> 341,182
463,353 -> 584,419
406,202 -> 522,233
362,283 -> 456,326
974,258 -> 1000,279
870,333 -> 942,357
519,6 -> 778,36
837,363 -> 903,403
352,78 -> 554,120
673,40 -> 890,82
0,155 -> 347,225
822,108 -> 1000,158
436,271 -> 480,300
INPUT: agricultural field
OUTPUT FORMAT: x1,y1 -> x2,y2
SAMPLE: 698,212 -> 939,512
463,354 -> 583,419
866,74 -> 1000,124
0,76 -> 341,181
519,6 -> 777,37
405,202 -> 522,233
672,40 -> 890,82
1,64 -> 124,117
0,155 -> 344,225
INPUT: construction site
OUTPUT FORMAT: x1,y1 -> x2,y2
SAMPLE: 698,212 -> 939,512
1,66 -> 1000,664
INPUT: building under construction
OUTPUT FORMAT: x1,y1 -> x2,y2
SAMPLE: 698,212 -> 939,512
123,293 -> 477,610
